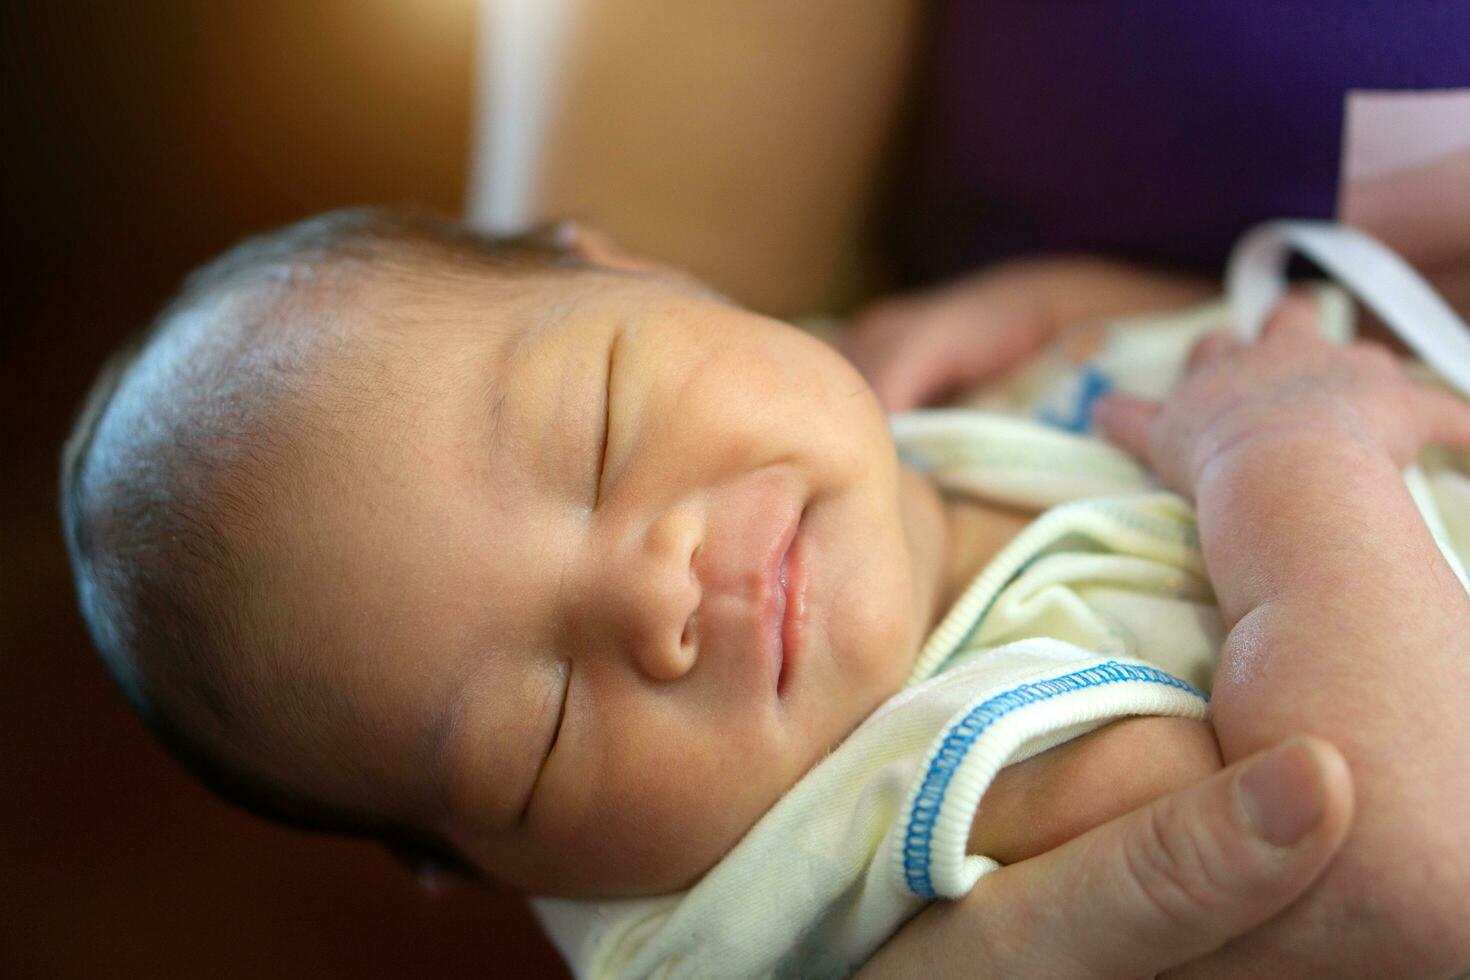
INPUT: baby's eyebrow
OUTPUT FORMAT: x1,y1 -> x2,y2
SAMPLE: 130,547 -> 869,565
487,389 -> 510,452
471,315 -> 546,458
476,321 -> 584,469
478,334 -> 524,455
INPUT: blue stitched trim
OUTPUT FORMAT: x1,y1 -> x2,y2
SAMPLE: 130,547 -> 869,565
1037,364 -> 1114,434
900,660 -> 1205,898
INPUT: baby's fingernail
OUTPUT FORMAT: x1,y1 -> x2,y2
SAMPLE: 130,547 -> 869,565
1237,739 -> 1327,846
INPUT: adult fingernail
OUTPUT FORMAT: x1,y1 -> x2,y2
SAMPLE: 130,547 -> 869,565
1237,739 -> 1327,846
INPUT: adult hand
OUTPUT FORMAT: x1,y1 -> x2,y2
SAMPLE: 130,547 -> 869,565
857,737 -> 1353,978
842,257 -> 1214,412
841,275 -> 1052,412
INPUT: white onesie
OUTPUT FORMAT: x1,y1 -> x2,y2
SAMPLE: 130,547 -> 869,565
534,225 -> 1470,979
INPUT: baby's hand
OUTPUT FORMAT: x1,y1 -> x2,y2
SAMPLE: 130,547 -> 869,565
1098,295 -> 1470,977
841,270 -> 1053,412
1093,294 -> 1470,498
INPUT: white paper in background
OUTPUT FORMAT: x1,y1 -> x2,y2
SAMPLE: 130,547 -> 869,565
1340,89 -> 1470,183
466,0 -> 582,233
1338,89 -> 1470,271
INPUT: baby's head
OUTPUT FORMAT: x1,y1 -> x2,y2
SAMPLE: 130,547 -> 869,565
62,209 -> 947,898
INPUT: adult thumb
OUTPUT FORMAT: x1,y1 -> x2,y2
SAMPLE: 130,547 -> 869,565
966,736 -> 1353,978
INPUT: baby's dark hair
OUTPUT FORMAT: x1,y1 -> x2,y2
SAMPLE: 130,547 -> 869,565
60,207 -> 579,881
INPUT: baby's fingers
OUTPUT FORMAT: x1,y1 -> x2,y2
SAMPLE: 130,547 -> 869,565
1185,332 -> 1236,373
1093,392 -> 1160,465
1420,386 -> 1470,450
1261,292 -> 1322,343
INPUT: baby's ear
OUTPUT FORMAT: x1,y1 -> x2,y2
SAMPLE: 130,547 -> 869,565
384,841 -> 450,894
382,839 -> 509,896
553,221 -> 679,277
382,840 -> 468,895
415,861 -> 454,896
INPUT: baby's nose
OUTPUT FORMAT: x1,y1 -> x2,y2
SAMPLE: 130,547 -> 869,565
618,504 -> 703,681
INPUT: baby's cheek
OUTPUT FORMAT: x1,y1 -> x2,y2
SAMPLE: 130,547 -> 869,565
591,726 -> 785,894
844,571 -> 920,691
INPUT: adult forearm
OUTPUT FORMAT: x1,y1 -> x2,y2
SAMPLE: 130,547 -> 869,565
985,256 -> 1215,331
1193,434 -> 1470,973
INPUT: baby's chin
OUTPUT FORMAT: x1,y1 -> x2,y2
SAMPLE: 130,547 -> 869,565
475,803 -> 772,900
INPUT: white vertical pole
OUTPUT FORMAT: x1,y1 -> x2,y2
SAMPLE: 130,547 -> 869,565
466,0 -> 581,233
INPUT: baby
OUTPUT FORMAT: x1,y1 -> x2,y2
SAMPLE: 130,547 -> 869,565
62,209 -> 1470,977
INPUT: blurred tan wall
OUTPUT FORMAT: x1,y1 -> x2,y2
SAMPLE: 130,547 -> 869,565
522,0 -> 924,317
1,2 -> 566,976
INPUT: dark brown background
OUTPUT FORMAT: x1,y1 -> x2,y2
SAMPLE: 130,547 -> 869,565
3,2 -> 567,976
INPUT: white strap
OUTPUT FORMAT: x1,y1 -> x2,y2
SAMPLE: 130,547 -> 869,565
1226,220 -> 1470,397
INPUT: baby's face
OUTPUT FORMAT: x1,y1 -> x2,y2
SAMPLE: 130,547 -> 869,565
300,263 -> 946,897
